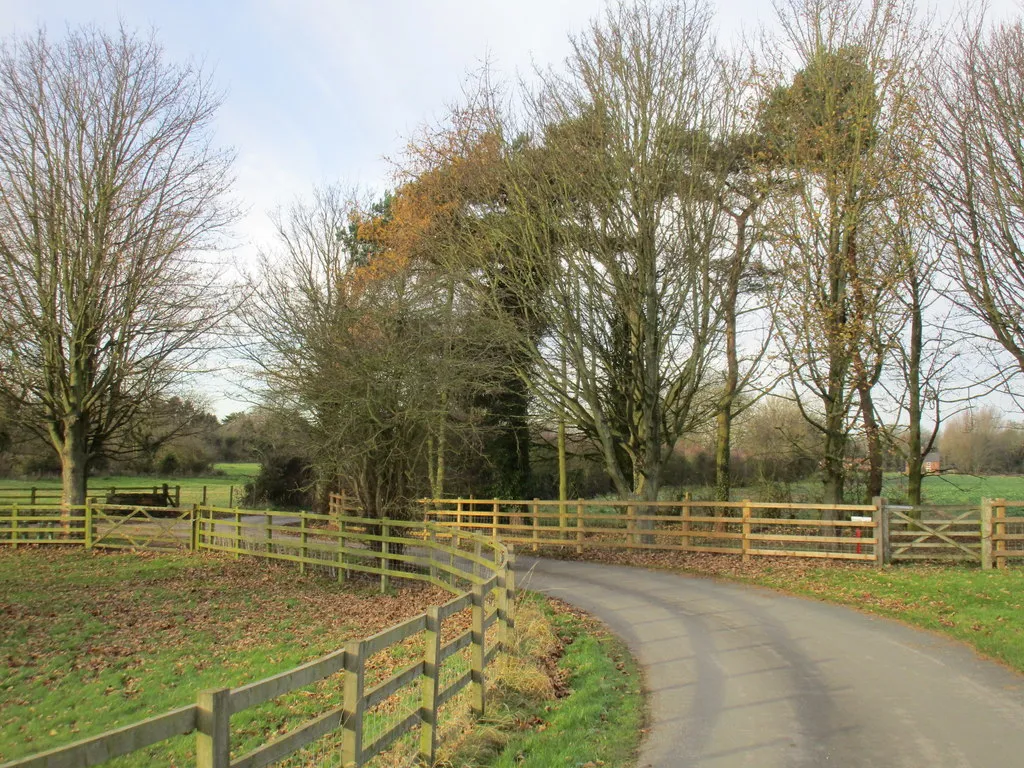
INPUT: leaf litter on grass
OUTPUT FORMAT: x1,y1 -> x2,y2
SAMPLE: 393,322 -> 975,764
0,547 -> 448,763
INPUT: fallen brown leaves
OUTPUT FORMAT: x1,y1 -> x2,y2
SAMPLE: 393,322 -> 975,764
0,547 -> 447,693
536,545 -> 871,583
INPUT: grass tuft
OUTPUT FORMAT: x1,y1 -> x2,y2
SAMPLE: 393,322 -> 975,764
437,593 -> 644,768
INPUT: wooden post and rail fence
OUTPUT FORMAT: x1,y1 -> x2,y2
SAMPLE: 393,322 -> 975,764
421,496 -> 1024,569
1,494 -> 1022,767
0,502 -> 515,768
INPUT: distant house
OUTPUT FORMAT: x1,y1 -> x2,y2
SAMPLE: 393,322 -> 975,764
905,452 -> 941,475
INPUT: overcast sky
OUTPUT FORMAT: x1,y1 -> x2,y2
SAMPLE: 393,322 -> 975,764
0,0 -> 1020,414
0,0 -> 799,257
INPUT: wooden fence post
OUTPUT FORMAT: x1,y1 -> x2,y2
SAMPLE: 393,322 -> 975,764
264,513 -> 273,554
681,501 -> 691,551
505,557 -> 520,647
576,499 -> 584,554
497,569 -> 510,649
201,485 -> 207,506
872,497 -> 890,567
492,501 -> 499,540
10,503 -> 17,548
196,687 -> 231,768
454,499 -> 463,549
233,508 -> 241,559
447,539 -> 455,587
299,513 -> 308,575
428,529 -> 438,583
981,499 -> 994,570
627,503 -> 637,547
741,501 -> 752,562
337,519 -> 346,585
381,522 -> 391,594
342,640 -> 366,768
30,487 -> 36,505
996,499 -> 1008,570
81,500 -> 91,550
228,486 -> 234,509
419,606 -> 442,766
532,499 -> 540,552
470,583 -> 486,717
191,506 -> 200,552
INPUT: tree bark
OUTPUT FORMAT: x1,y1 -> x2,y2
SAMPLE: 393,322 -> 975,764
60,414 -> 89,535
858,380 -> 884,502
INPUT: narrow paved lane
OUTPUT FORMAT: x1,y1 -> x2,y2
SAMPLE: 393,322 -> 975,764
518,557 -> 1024,768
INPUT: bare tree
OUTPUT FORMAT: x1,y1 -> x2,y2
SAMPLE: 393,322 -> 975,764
240,186 -> 506,518
491,0 -> 731,513
708,58 -> 783,501
760,0 -> 923,503
929,14 -> 1024,395
881,184 -> 962,505
0,26 -> 235,506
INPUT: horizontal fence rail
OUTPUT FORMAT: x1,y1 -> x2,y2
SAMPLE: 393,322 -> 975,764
0,501 -> 514,768
423,497 -> 882,563
422,496 -> 1024,569
0,484 -> 182,506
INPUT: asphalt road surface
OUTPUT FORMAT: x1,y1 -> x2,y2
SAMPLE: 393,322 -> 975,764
517,557 -> 1024,768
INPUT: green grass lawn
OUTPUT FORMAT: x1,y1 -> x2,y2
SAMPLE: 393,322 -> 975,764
0,463 -> 259,508
741,563 -> 1024,673
0,547 -> 442,765
882,473 -> 1024,505
660,472 -> 1024,508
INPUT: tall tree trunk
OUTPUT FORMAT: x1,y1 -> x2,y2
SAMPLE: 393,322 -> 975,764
822,398 -> 846,508
637,219 -> 662,543
557,413 -> 567,514
60,413 -> 88,536
907,268 -> 924,506
715,209 -> 748,502
858,381 -> 884,502
61,415 -> 88,507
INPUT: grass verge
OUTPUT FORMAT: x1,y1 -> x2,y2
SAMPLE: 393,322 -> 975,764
743,561 -> 1024,672
551,548 -> 1024,675
439,593 -> 644,768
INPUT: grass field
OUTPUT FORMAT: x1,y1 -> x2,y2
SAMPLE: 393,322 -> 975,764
0,547 -> 644,768
0,547 -> 444,765
0,462 -> 259,508
663,472 -> 1024,507
881,473 -> 1024,505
